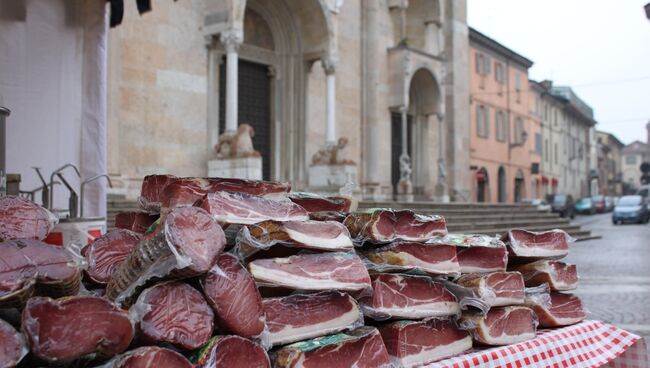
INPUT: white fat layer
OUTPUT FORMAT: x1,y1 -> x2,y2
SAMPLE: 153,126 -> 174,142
459,266 -> 506,273
511,245 -> 567,258
214,213 -> 309,225
268,306 -> 361,346
484,330 -> 536,345
249,263 -> 367,291
545,316 -> 585,326
391,336 -> 473,368
285,228 -> 353,250
389,252 -> 460,274
491,297 -> 525,307
365,302 -> 460,319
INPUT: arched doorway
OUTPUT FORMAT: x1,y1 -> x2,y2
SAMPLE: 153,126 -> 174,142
514,169 -> 525,203
476,167 -> 489,202
498,166 -> 507,203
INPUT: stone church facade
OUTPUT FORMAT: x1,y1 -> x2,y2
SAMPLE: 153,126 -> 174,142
107,0 -> 470,201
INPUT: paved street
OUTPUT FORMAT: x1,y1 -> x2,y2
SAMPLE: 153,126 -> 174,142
565,213 -> 650,345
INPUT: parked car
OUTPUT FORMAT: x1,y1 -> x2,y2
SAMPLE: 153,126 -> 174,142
612,195 -> 649,224
574,197 -> 595,215
520,198 -> 551,212
604,196 -> 615,212
592,195 -> 606,213
549,194 -> 575,219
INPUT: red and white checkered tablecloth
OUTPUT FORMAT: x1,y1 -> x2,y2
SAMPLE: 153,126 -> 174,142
427,320 -> 648,368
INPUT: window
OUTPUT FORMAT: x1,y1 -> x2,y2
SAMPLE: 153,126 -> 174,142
554,143 -> 558,164
544,139 -> 549,162
475,52 -> 491,76
513,116 -> 525,144
626,155 -> 637,165
535,133 -> 542,155
515,73 -> 522,103
476,105 -> 490,138
495,110 -> 506,142
495,62 -> 505,84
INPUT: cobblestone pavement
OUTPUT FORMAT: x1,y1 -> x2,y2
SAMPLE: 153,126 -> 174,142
565,213 -> 650,347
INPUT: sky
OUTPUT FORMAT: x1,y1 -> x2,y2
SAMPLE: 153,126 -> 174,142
468,0 -> 650,145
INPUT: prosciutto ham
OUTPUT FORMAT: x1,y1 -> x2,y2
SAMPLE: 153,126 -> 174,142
362,241 -> 460,276
527,292 -> 586,327
199,191 -> 309,226
344,210 -> 446,243
503,229 -> 571,263
0,196 -> 55,242
85,229 -> 141,285
288,192 -> 356,212
194,336 -> 270,368
459,306 -> 537,346
511,260 -> 578,291
444,234 -> 508,273
453,271 -> 526,308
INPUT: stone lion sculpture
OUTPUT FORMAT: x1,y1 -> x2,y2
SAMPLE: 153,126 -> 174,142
214,123 -> 260,159
311,137 -> 355,166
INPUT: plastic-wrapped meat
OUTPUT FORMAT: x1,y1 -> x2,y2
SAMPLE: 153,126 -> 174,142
85,229 -> 142,285
199,191 -> 309,226
131,282 -> 214,350
309,211 -> 349,223
511,260 -> 578,291
273,326 -> 391,368
193,336 -> 270,368
344,210 -> 446,243
0,318 -> 26,368
106,206 -> 225,305
503,229 -> 572,263
22,296 -> 134,364
264,291 -> 363,347
0,239 -> 81,308
103,346 -> 192,368
139,174 -> 178,213
362,241 -> 460,276
201,253 -> 265,338
378,318 -> 472,368
444,234 -> 508,273
527,292 -> 586,327
360,274 -> 460,320
236,220 -> 353,259
160,177 -> 292,210
459,306 -> 537,346
451,271 -> 526,310
248,252 -> 371,295
288,192 -> 356,212
114,211 -> 159,234
0,196 -> 56,241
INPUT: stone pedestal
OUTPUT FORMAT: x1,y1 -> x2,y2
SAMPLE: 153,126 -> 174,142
308,164 -> 357,193
208,157 -> 262,180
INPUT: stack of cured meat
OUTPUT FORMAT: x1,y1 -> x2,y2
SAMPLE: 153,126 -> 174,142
0,174 -> 586,368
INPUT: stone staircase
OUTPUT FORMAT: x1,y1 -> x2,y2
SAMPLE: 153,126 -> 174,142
107,196 -> 598,241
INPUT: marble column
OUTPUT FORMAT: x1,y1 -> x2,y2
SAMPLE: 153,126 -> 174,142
322,58 -> 337,145
220,30 -> 243,134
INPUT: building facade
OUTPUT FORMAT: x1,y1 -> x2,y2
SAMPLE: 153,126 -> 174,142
596,131 -> 624,196
106,0 -> 471,201
468,28 -> 540,203
621,123 -> 650,191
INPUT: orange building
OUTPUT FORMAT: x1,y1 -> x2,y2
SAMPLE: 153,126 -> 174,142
468,28 -> 540,203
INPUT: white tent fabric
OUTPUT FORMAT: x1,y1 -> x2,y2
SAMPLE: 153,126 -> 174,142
0,0 -> 108,217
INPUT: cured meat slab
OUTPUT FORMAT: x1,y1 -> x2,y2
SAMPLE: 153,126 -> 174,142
309,211 -> 348,223
362,241 -> 460,275
445,234 -> 508,273
114,211 -> 159,234
0,239 -> 81,308
22,296 -> 134,363
360,274 -> 460,320
138,174 -> 291,212
288,192 -> 356,212
264,291 -> 362,346
199,191 -> 309,226
236,220 -> 353,259
193,336 -> 270,368
249,252 -> 371,294
106,206 -> 225,304
273,326 -> 392,368
503,229 -> 571,262
0,318 -> 25,368
0,196 -> 55,241
201,253 -> 265,338
459,306 -> 537,346
105,346 -> 193,368
344,209 -> 446,243
379,318 -> 472,368
527,292 -> 586,327
85,229 -> 141,284
454,271 -> 525,308
511,260 -> 578,291
132,282 -> 214,350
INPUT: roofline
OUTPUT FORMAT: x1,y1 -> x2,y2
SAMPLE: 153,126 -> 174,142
469,27 -> 534,69
596,131 -> 625,148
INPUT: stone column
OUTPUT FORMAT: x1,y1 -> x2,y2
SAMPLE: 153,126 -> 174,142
220,30 -> 243,134
322,58 -> 337,145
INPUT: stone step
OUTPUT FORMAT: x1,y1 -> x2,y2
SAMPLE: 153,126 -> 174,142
447,218 -> 570,230
360,201 -> 537,210
442,213 -> 560,222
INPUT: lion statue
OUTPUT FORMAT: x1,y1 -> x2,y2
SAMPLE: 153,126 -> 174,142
214,123 -> 260,159
311,137 -> 355,166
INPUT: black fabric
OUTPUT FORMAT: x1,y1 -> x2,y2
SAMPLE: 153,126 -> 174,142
136,0 -> 151,14
108,0 -> 124,28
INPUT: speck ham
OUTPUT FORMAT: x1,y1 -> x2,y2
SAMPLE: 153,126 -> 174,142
131,282 -> 214,350
344,210 -> 446,243
85,229 -> 141,285
359,274 -> 460,320
199,191 -> 309,226
0,196 -> 55,241
105,346 -> 193,368
22,296 -> 134,364
288,192 -> 356,212
308,211 -> 349,223
0,318 -> 25,368
273,327 -> 391,368
264,291 -> 362,347
511,260 -> 578,291
459,306 -> 537,346
362,241 -> 460,276
194,336 -> 270,368
454,271 -> 526,308
527,292 -> 586,327
201,253 -> 265,338
503,229 -> 571,263
378,318 -> 472,368
445,234 -> 508,273
114,211 -> 159,234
